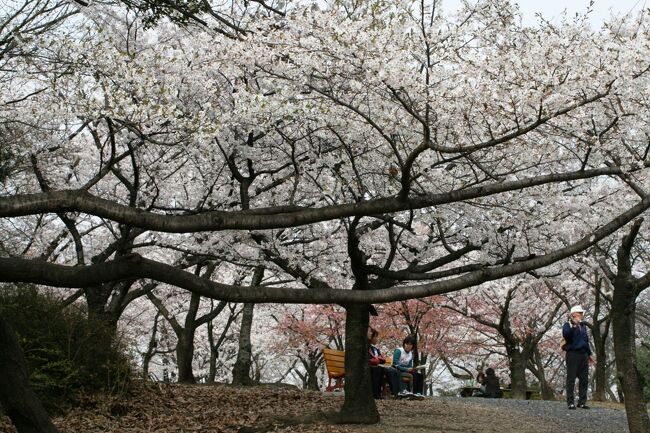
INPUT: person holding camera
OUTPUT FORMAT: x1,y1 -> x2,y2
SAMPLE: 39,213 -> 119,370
562,305 -> 594,410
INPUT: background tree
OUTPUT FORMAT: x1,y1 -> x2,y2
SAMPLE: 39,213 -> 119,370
445,279 -> 563,399
600,219 -> 650,433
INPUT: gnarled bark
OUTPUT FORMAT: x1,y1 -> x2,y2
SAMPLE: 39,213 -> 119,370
232,267 -> 264,386
0,317 -> 59,433
602,219 -> 650,433
611,285 -> 650,433
335,304 -> 379,424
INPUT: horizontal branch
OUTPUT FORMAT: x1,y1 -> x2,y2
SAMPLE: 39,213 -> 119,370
0,165 -> 638,232
1,195 -> 649,304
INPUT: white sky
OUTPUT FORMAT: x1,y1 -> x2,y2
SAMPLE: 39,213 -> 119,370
442,0 -> 648,27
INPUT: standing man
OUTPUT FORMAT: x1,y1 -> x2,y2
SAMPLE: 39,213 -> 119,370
563,305 -> 594,410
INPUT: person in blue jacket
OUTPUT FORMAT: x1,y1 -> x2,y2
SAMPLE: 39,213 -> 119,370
562,305 -> 594,410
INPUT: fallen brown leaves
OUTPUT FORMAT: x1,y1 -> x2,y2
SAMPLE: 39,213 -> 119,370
0,381 -> 354,433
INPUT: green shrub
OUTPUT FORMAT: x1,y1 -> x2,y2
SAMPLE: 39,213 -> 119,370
0,284 -> 132,412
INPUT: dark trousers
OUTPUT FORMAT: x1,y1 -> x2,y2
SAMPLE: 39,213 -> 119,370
370,366 -> 402,398
400,370 -> 425,394
412,371 -> 424,394
566,350 -> 589,405
370,366 -> 383,399
384,366 -> 401,395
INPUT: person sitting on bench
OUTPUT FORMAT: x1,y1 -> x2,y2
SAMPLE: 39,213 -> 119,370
392,335 -> 425,397
482,368 -> 503,398
368,328 -> 400,399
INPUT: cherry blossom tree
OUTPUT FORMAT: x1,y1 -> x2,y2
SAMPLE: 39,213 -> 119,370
4,0 -> 650,428
444,278 -> 563,399
547,260 -> 617,402
598,219 -> 650,432
272,304 -> 346,390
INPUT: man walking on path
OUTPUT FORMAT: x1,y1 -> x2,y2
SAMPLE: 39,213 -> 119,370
562,305 -> 594,410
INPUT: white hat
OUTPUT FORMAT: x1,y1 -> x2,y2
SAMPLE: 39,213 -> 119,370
570,305 -> 585,314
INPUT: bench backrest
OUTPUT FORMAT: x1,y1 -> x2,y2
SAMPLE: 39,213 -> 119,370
322,348 -> 345,378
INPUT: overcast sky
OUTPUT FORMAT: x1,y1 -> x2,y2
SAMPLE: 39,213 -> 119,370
442,0 -> 647,27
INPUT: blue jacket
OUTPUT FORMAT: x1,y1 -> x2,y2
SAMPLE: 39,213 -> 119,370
562,322 -> 592,355
392,348 -> 413,372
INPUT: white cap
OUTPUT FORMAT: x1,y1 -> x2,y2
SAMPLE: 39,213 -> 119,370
570,305 -> 585,314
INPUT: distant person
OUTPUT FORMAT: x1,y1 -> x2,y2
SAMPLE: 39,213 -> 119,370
367,328 -> 400,399
562,305 -> 594,409
483,368 -> 502,398
475,370 -> 486,396
392,335 -> 424,399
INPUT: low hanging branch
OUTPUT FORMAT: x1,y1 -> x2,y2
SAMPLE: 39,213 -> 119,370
2,196 -> 650,305
0,165 -> 643,233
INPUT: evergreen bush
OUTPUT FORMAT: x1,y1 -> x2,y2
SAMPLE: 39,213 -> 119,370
0,284 -> 132,412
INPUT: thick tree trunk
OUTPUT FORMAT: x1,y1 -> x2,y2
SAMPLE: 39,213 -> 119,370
506,347 -> 527,399
232,302 -> 255,386
305,351 -> 320,391
531,349 -> 554,400
232,267 -> 264,386
0,317 -> 60,433
611,282 -> 650,433
592,343 -> 608,401
335,304 -> 379,424
539,378 -> 554,401
591,321 -> 609,401
141,310 -> 161,380
207,320 -> 217,383
176,328 -> 196,383
85,282 -> 125,335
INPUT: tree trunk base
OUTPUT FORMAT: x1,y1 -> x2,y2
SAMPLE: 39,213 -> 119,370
328,410 -> 379,425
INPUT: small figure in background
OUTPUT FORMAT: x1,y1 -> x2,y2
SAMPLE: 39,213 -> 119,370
483,368 -> 503,398
475,370 -> 486,396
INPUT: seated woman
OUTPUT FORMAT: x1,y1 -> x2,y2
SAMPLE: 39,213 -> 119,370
392,335 -> 425,398
368,328 -> 401,398
474,370 -> 486,396
483,368 -> 503,398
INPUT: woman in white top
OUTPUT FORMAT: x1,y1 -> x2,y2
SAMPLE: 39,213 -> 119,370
392,335 -> 425,398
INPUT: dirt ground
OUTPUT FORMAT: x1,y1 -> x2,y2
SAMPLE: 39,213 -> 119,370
0,382 -> 640,433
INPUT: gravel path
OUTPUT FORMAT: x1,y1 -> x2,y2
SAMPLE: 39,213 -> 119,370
438,397 -> 630,433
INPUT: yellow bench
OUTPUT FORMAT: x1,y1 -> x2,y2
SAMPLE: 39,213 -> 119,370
322,347 -> 345,392
322,347 -> 410,394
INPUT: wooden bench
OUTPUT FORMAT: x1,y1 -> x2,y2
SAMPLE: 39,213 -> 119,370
323,348 -> 345,392
323,347 -> 413,395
